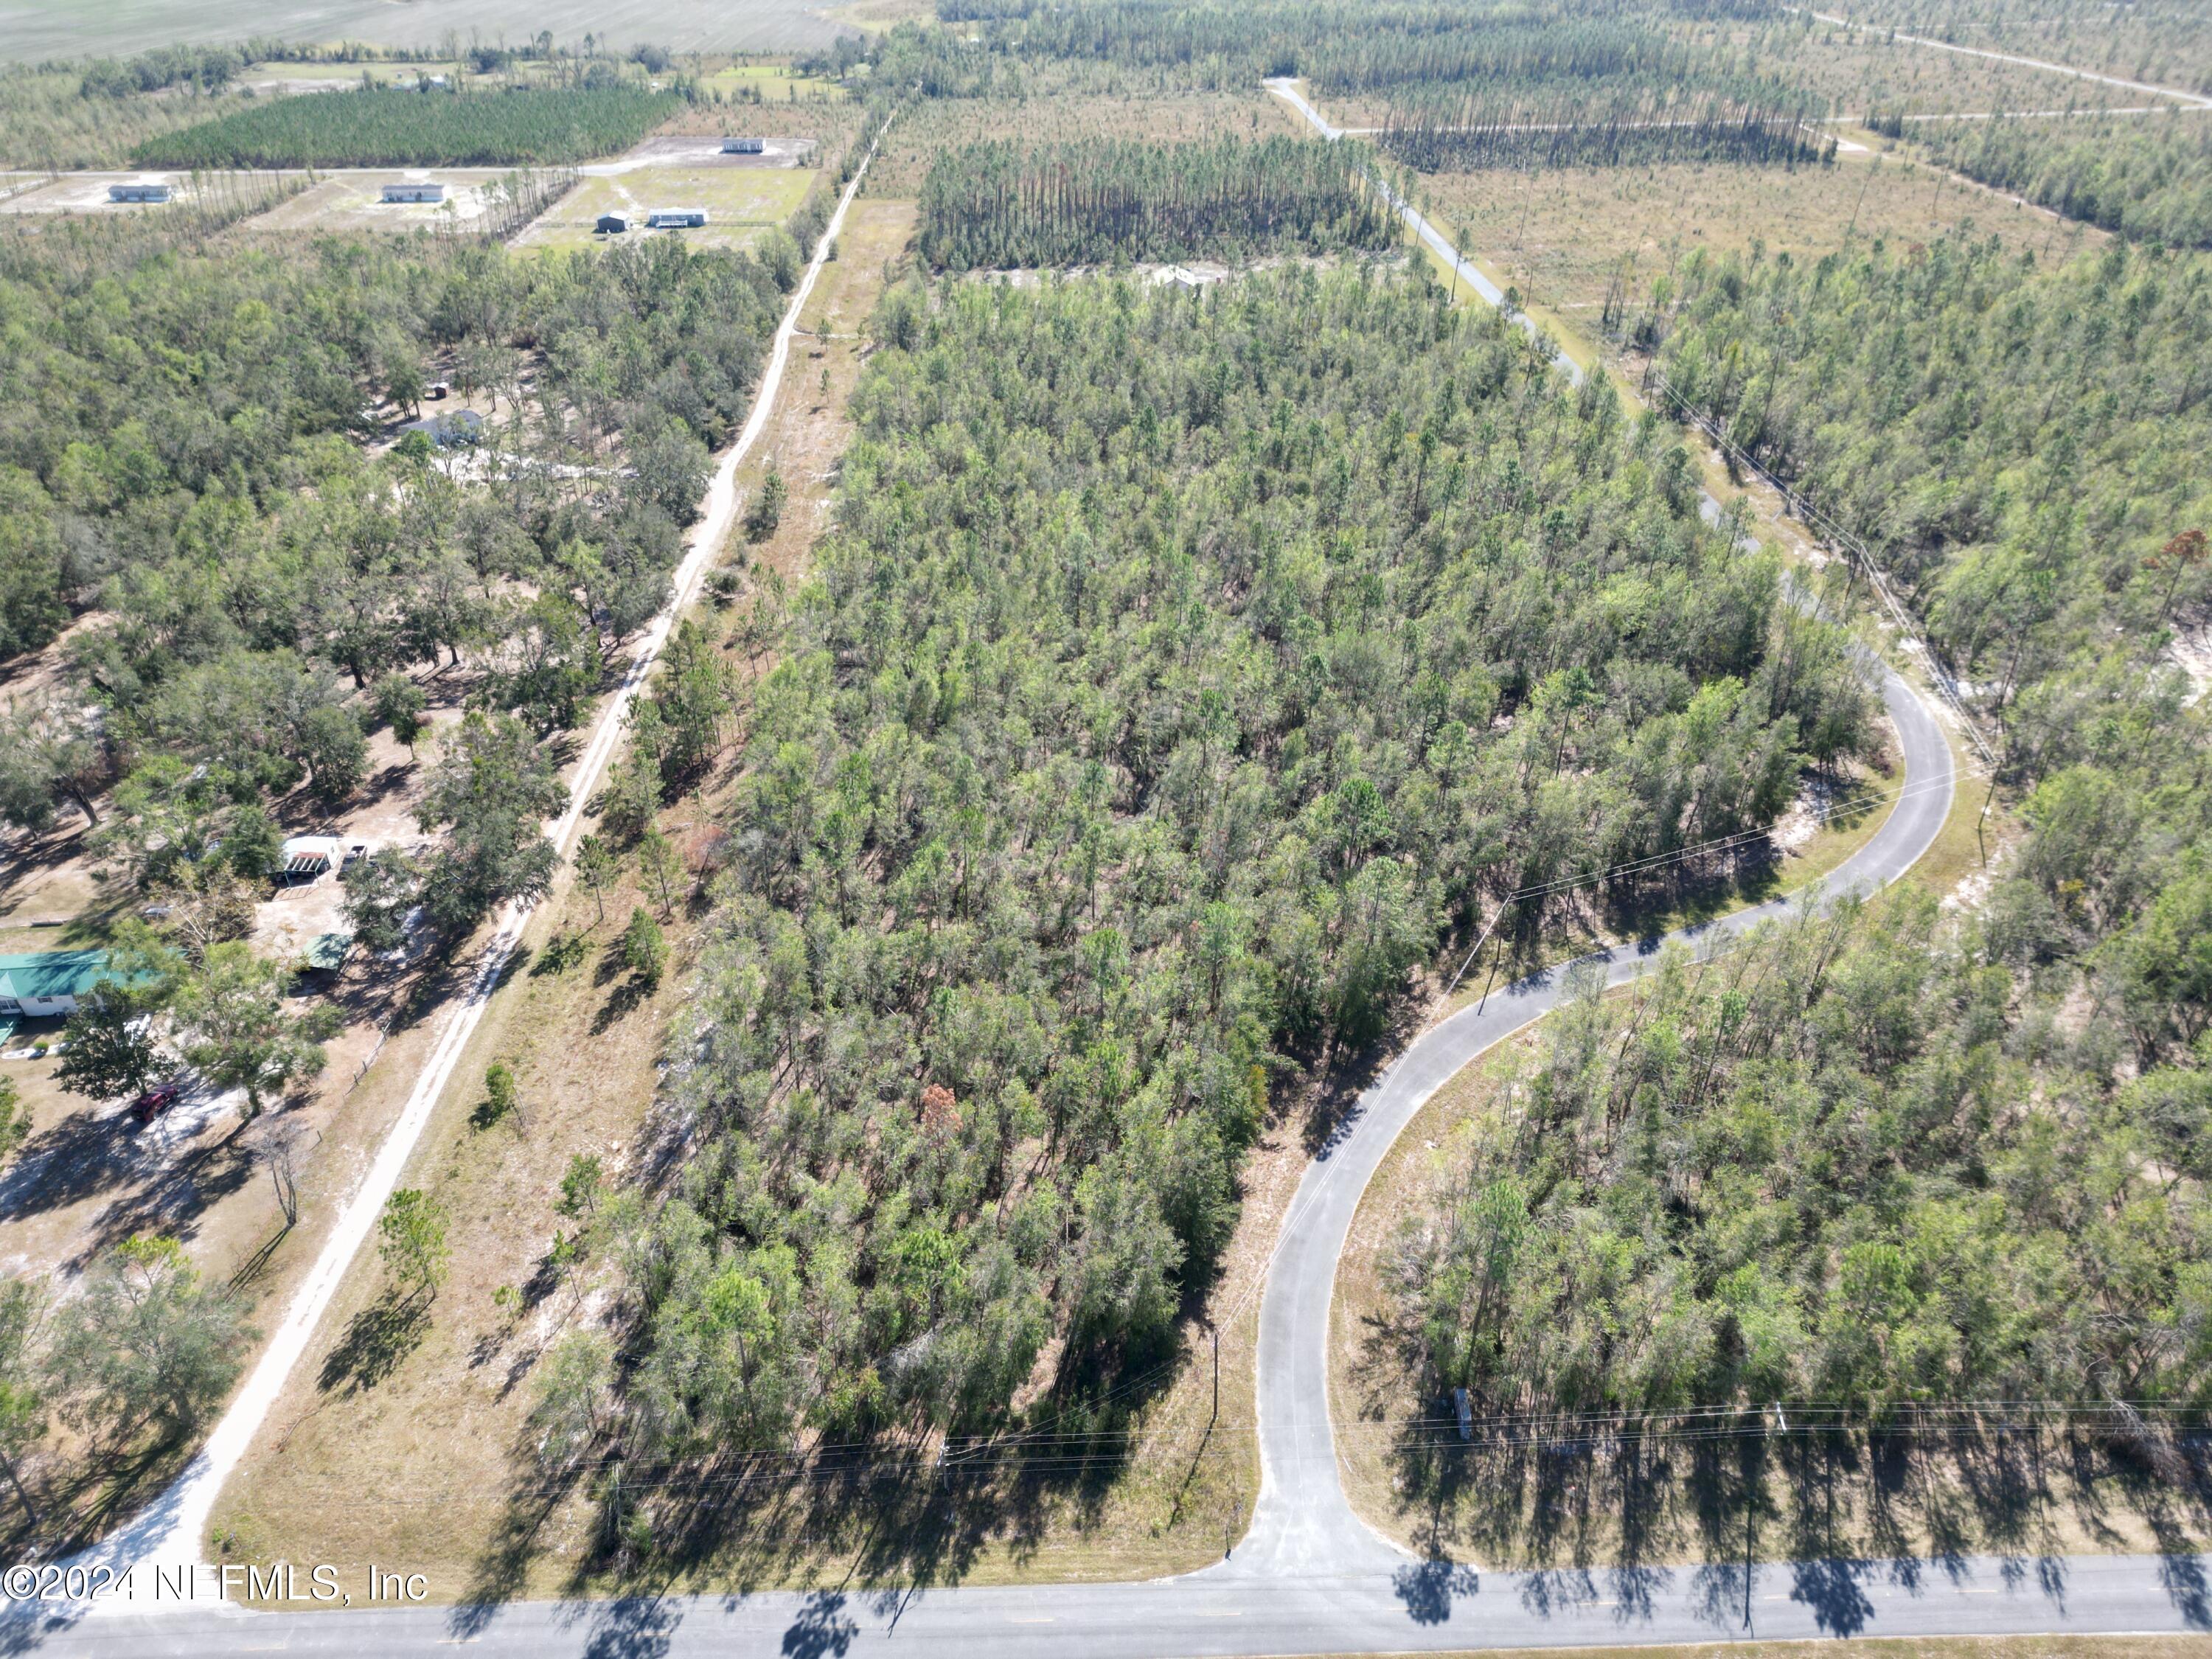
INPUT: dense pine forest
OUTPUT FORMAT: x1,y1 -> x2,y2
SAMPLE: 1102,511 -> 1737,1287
6,0 -> 2212,1593
133,86 -> 681,169
593,265 -> 1871,1460
1386,232 -> 2212,1422
917,136 -> 1396,266
1903,113 -> 2212,249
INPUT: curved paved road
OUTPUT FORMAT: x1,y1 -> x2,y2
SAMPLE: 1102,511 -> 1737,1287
1220,651 -> 1955,1587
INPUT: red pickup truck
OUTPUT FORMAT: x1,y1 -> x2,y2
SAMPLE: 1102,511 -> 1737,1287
131,1083 -> 182,1124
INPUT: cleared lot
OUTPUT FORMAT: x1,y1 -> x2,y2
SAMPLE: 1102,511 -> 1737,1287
512,159 -> 814,254
0,170 -> 191,214
241,170 -> 529,234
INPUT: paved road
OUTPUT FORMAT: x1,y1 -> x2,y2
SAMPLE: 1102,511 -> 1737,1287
10,1548 -> 2208,1654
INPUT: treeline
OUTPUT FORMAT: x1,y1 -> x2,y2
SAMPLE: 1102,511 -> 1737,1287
1903,113 -> 2212,250
0,223 -> 794,956
581,266 -> 1870,1464
132,86 -> 679,169
925,1 -> 1778,92
1379,88 -> 1835,172
919,136 -> 1397,266
79,45 -> 248,99
1394,890 -> 2210,1413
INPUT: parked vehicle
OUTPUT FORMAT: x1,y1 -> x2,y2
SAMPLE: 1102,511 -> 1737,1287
131,1082 -> 182,1124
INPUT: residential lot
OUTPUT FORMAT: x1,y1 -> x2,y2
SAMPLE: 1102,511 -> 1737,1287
512,156 -> 815,253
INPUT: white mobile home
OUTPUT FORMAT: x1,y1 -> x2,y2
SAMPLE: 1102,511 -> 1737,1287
646,209 -> 709,229
108,183 -> 172,204
381,182 -> 447,204
722,136 -> 766,154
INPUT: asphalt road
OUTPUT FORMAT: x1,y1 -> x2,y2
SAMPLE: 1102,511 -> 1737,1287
11,1547 -> 2209,1655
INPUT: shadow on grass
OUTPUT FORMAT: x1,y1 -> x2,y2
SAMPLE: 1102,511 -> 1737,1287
448,1321 -> 1200,1635
0,1428 -> 198,1566
318,1291 -> 432,1398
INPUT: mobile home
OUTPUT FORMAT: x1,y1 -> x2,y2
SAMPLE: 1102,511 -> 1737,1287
646,209 -> 709,229
722,136 -> 766,154
108,183 -> 172,204
381,182 -> 446,204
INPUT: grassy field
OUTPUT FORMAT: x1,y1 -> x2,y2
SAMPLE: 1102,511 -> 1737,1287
511,163 -> 815,254
703,62 -> 849,103
0,0 -> 848,64
1409,150 -> 2090,316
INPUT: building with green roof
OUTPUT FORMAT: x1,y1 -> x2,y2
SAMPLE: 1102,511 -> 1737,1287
0,950 -> 123,1020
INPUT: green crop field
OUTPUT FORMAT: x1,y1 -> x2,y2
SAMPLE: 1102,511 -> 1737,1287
131,86 -> 678,168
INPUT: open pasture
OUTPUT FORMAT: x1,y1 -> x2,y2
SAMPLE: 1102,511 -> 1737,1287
510,158 -> 814,253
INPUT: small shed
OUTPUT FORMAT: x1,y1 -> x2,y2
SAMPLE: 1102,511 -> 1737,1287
280,835 -> 343,879
381,182 -> 447,204
596,212 -> 631,234
303,932 -> 355,975
397,408 -> 484,448
108,183 -> 172,204
0,950 -> 121,1020
722,136 -> 765,154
